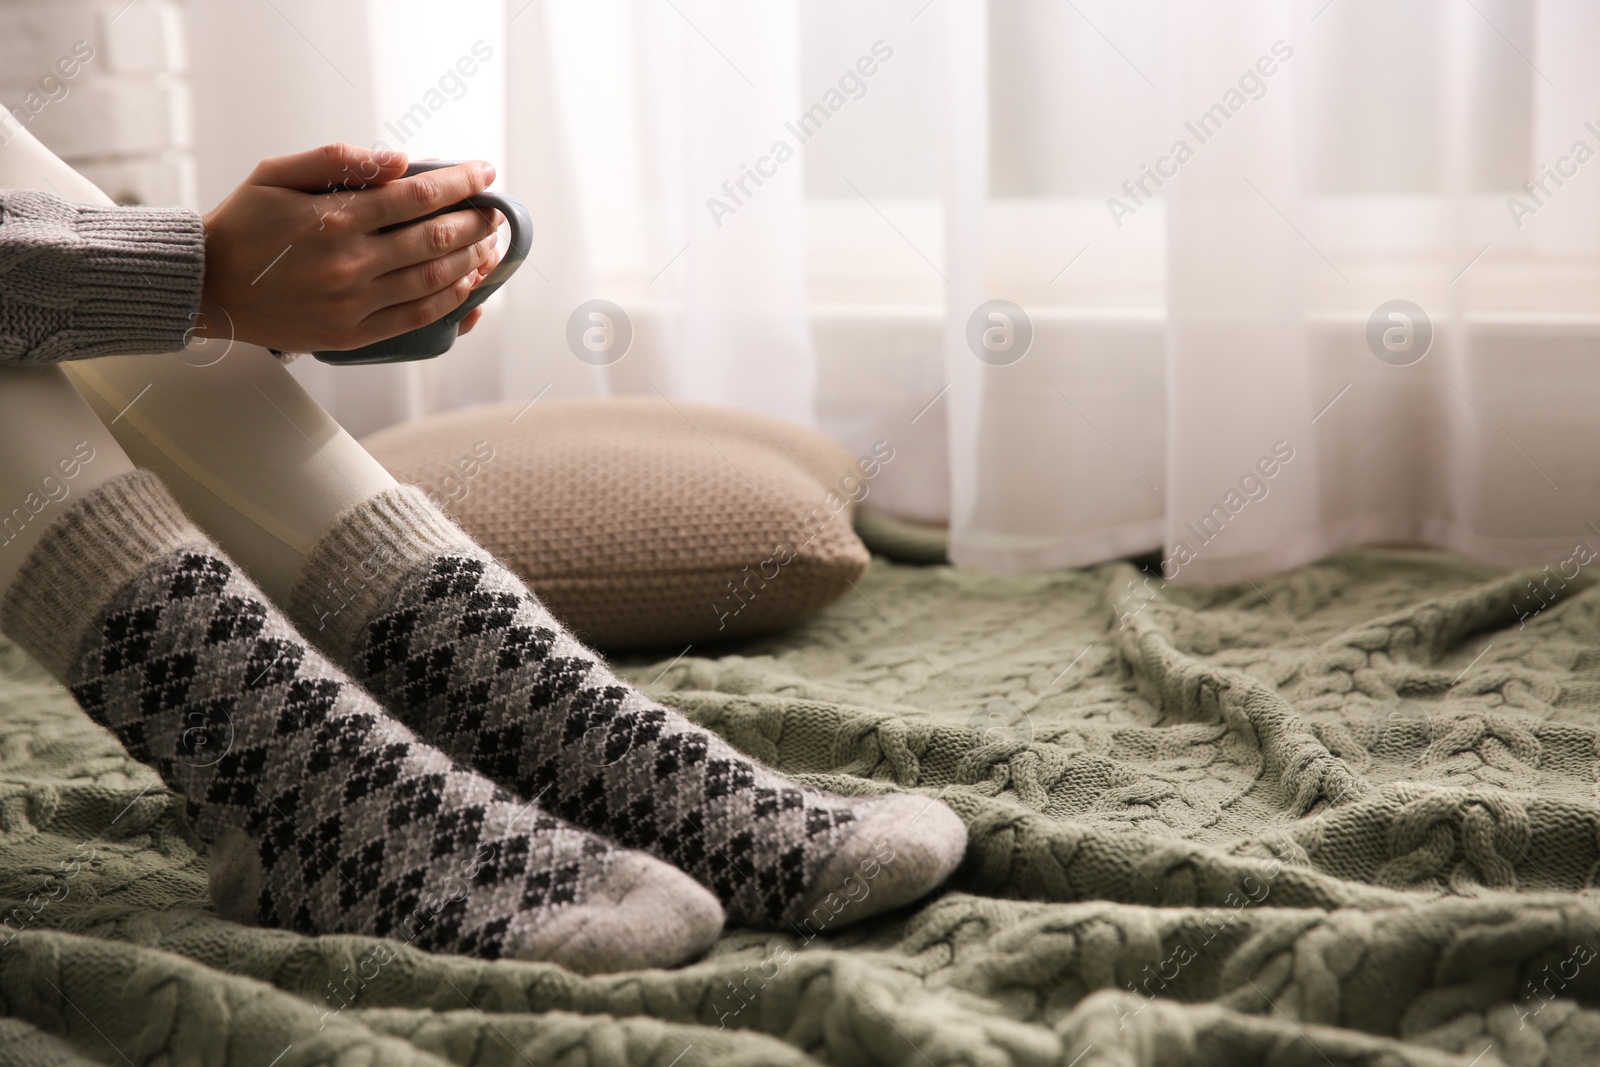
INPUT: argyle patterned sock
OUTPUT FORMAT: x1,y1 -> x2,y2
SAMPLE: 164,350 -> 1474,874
0,472 -> 722,971
286,487 -> 967,929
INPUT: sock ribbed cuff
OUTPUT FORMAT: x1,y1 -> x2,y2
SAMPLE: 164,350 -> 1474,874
0,469 -> 203,679
287,485 -> 476,664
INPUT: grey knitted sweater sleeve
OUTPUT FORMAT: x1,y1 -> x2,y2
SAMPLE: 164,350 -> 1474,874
0,188 -> 206,364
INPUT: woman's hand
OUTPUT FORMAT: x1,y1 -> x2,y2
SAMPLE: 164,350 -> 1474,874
197,143 -> 505,352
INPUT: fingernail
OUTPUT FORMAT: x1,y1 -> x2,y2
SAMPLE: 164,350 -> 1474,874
480,162 -> 496,184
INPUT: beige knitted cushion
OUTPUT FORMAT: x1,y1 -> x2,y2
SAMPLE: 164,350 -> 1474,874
360,397 -> 875,649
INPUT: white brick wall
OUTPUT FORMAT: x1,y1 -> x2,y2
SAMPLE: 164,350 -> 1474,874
0,0 -> 196,208
97,0 -> 186,75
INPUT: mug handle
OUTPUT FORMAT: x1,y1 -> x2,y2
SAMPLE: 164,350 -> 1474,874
395,161 -> 533,326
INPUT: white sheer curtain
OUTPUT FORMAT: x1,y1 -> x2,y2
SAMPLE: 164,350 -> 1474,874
627,0 -> 815,424
1160,0 -> 1600,582
182,0 -> 1600,579
943,0 -> 1600,580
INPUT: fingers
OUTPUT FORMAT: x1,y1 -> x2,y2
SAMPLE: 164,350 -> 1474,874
462,224 -> 505,284
476,236 -> 506,281
457,306 -> 485,336
253,142 -> 407,193
375,205 -> 502,272
356,270 -> 479,346
358,160 -> 496,230
372,231 -> 497,306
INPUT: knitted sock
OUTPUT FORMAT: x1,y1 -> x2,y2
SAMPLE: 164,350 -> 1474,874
286,488 -> 967,930
0,472 -> 722,972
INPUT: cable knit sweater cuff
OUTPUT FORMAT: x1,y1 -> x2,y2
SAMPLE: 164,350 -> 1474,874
65,203 -> 207,355
0,189 -> 206,363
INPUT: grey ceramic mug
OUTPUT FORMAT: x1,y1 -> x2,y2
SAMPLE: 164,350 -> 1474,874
313,159 -> 532,365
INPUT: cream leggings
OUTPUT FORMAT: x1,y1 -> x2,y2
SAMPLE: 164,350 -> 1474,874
0,125 -> 397,606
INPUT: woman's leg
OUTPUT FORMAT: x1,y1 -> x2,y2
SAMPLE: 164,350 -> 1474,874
283,492 -> 971,932
62,348 -> 396,606
0,366 -> 134,595
0,368 -> 721,969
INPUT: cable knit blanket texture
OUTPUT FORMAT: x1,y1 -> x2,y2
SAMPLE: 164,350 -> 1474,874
2,549 -> 1600,1066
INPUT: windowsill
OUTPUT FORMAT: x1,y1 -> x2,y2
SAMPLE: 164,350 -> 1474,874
594,195 -> 1600,320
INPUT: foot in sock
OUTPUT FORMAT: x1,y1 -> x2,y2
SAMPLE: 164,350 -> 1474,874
0,472 -> 723,971
287,488 -> 968,930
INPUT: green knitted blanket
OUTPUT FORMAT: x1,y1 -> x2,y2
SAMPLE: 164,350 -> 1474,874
2,549 -> 1599,1067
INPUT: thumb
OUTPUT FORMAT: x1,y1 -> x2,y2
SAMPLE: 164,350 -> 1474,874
251,143 -> 408,192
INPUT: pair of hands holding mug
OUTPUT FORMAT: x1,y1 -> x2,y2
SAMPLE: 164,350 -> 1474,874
196,143 -> 506,354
